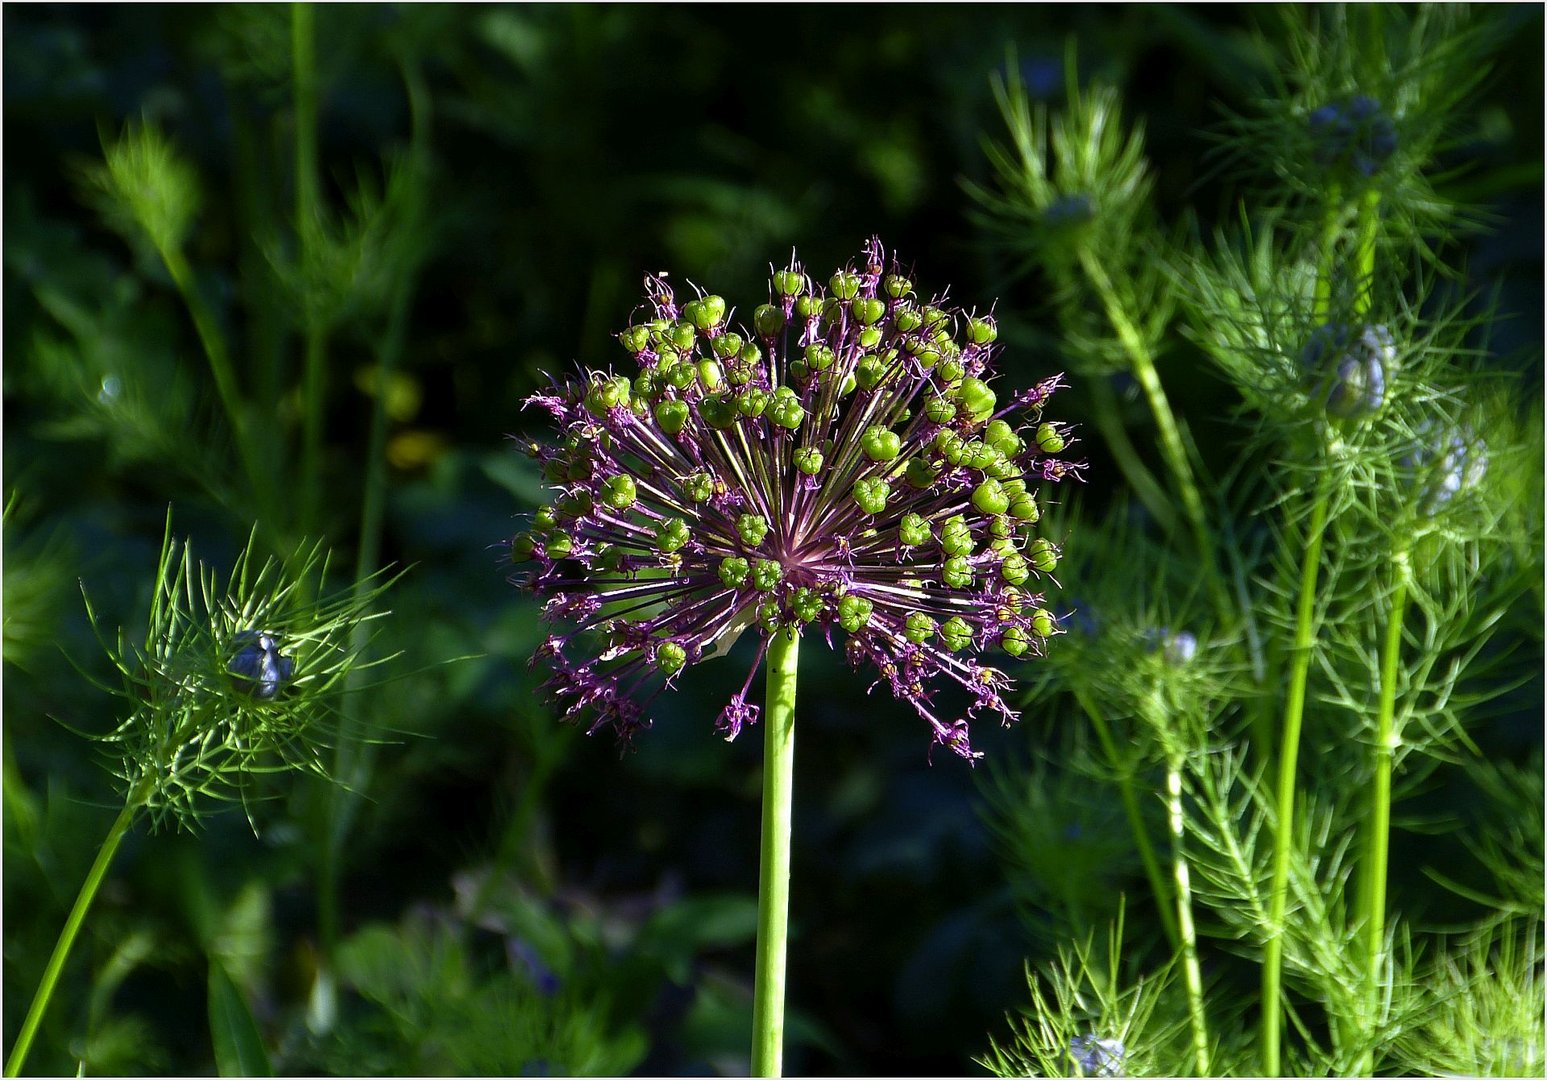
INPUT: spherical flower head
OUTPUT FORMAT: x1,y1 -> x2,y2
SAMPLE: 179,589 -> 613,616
511,238 -> 1082,761
1309,94 -> 1398,178
1300,322 -> 1393,421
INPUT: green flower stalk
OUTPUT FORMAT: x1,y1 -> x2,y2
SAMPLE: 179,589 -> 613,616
4,517 -> 395,1077
511,238 -> 1080,1073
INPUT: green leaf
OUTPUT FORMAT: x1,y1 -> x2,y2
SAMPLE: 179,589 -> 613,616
207,958 -> 272,1078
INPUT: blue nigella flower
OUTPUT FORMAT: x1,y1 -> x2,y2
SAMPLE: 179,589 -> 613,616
1300,322 -> 1393,420
1069,1033 -> 1127,1077
1404,420 -> 1487,515
1309,94 -> 1399,177
228,631 -> 294,699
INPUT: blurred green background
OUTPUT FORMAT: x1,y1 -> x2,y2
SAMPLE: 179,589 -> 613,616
4,4 -> 1541,1075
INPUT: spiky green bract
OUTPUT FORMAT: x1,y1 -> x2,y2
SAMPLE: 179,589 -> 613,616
976,910 -> 1198,1078
82,516 -> 399,831
513,238 -> 1080,760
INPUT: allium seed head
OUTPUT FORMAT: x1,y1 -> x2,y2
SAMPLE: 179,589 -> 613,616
511,238 -> 1082,761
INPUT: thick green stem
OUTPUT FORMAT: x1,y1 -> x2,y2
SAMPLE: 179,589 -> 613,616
6,794 -> 144,1077
751,628 -> 799,1077
1166,757 -> 1210,1076
1074,685 -> 1179,951
1354,548 -> 1408,1072
1262,481 -> 1331,1076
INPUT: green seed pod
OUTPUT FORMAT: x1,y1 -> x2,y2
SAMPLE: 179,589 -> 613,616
656,518 -> 689,553
794,295 -> 823,321
510,532 -> 536,562
754,303 -> 785,337
957,378 -> 996,424
989,516 -> 1012,540
773,269 -> 805,298
937,356 -> 966,384
698,358 -> 724,391
751,558 -> 782,591
682,471 -> 714,504
758,598 -> 783,634
595,543 -> 624,573
655,640 -> 688,676
665,362 -> 697,391
967,315 -> 998,345
838,593 -> 874,632
861,426 -> 902,462
1009,493 -> 1040,523
768,388 -> 805,429
794,447 -> 825,475
942,555 -> 974,588
829,270 -> 861,300
972,478 -> 1010,515
711,331 -> 744,360
1001,625 -> 1029,657
585,374 -> 632,417
698,395 -> 737,430
788,359 -> 811,383
985,419 -> 1021,456
856,355 -> 887,391
987,456 -> 1020,481
545,532 -> 573,559
858,326 -> 883,349
852,477 -> 891,515
884,274 -> 912,299
791,587 -> 823,624
719,556 -> 751,587
941,616 -> 973,651
739,341 -> 763,367
924,394 -> 955,424
1030,608 -> 1055,638
904,457 -> 937,489
1000,551 -> 1030,585
895,308 -> 923,333
737,513 -> 770,547
905,612 -> 936,644
921,305 -> 949,331
853,297 -> 886,326
1028,537 -> 1058,573
940,514 -> 974,557
601,474 -> 637,511
620,325 -> 650,354
737,386 -> 770,418
805,343 -> 836,371
531,505 -> 558,533
669,320 -> 697,351
691,295 -> 727,329
899,512 -> 931,547
1036,422 -> 1066,454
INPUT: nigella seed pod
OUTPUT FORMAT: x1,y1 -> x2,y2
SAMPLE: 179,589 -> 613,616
1300,322 -> 1393,420
514,238 -> 1082,759
229,631 -> 295,699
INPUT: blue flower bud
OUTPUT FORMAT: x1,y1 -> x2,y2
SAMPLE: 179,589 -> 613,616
229,631 -> 295,699
1300,323 -> 1393,420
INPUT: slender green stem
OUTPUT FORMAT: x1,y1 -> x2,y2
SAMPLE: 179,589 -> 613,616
1166,756 -> 1210,1076
157,242 -> 269,519
1073,685 -> 1179,951
1086,376 -> 1180,536
1262,478 -> 1331,1076
1354,548 -> 1408,1073
751,628 -> 799,1078
1352,188 -> 1381,322
1313,184 -> 1343,325
1077,250 -> 1232,628
6,795 -> 144,1077
292,1 -> 327,538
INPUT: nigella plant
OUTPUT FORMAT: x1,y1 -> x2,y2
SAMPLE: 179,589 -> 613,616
5,515 -> 398,1077
511,237 -> 1079,1074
